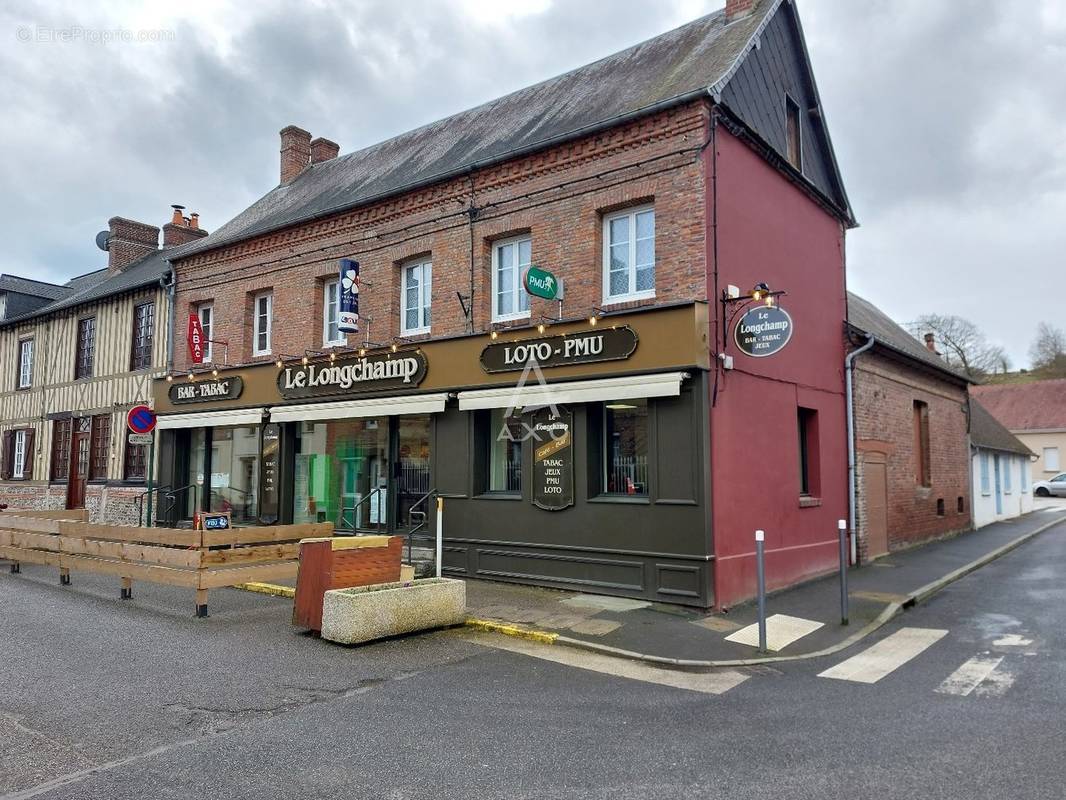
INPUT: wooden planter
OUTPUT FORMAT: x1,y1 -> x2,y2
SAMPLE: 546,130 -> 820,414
292,536 -> 404,632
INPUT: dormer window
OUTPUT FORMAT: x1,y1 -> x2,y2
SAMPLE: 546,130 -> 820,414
785,95 -> 802,171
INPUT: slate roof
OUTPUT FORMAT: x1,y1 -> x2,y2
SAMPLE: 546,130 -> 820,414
0,274 -> 73,301
971,379 -> 1066,432
969,398 -> 1032,456
175,0 -> 804,259
847,292 -> 970,383
0,251 -> 169,328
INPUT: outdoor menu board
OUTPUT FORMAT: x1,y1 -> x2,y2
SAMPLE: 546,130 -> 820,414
531,407 -> 574,511
259,423 -> 281,525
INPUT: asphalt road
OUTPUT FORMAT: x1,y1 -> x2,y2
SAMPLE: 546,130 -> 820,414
2,522 -> 1064,799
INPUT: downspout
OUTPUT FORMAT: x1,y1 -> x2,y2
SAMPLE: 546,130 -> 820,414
161,268 -> 176,374
845,332 -> 875,564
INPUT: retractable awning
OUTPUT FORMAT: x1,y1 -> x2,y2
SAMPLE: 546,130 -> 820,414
267,392 -> 449,423
156,407 -> 267,430
456,372 -> 688,411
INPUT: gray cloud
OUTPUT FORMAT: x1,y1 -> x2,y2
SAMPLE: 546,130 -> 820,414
1,0 -> 1062,366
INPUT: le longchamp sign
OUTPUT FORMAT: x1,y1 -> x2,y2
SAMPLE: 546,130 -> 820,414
480,326 -> 638,373
531,407 -> 574,511
278,351 -> 428,400
734,306 -> 793,357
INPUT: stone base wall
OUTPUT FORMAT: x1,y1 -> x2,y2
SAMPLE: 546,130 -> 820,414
0,482 -> 148,526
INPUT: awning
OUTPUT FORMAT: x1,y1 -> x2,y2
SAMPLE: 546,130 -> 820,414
457,372 -> 689,411
267,392 -> 449,423
156,407 -> 267,430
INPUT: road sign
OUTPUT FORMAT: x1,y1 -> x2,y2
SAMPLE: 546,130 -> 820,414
127,405 -> 156,434
128,433 -> 153,445
523,265 -> 564,301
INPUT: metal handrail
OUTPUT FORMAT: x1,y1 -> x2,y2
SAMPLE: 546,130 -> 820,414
161,484 -> 199,524
404,488 -> 437,563
342,486 -> 386,535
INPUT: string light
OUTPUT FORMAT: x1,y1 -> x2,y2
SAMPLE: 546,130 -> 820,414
490,330 -> 498,340
211,368 -> 219,377
165,374 -> 173,382
275,358 -> 283,369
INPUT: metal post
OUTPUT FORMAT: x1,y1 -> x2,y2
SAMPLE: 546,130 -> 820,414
755,529 -> 767,652
838,519 -> 849,625
145,434 -> 156,528
435,496 -> 443,579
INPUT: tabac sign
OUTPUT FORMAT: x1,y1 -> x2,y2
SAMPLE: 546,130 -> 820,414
734,306 -> 793,358
277,351 -> 428,400
480,326 -> 638,373
169,377 -> 244,404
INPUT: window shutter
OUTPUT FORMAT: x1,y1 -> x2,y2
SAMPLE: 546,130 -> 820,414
1,431 -> 12,481
22,429 -> 35,480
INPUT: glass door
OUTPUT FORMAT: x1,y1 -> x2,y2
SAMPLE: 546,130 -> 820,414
395,415 -> 432,531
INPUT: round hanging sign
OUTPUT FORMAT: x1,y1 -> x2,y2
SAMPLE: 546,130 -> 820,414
734,306 -> 793,357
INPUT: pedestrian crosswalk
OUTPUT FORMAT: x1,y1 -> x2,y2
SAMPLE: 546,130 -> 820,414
818,627 -> 948,684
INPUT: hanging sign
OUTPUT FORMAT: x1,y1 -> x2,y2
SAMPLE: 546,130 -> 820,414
734,306 -> 793,357
169,376 -> 244,404
480,326 -> 638,373
259,423 -> 280,525
277,350 -> 428,400
187,314 -> 206,364
338,258 -> 360,334
531,407 -> 574,511
523,265 -> 564,301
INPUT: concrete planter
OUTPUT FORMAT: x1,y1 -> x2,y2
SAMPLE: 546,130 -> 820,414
320,578 -> 466,645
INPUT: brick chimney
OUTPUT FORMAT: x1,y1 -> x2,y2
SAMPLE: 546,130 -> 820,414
310,137 -> 340,164
924,333 -> 939,354
162,205 -> 209,248
107,217 -> 159,274
725,0 -> 756,21
280,125 -> 312,184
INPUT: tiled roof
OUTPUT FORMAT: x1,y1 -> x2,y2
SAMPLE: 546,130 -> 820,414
971,378 -> 1066,432
969,398 -> 1032,456
847,292 -> 970,383
0,274 -> 73,301
174,1 -> 784,259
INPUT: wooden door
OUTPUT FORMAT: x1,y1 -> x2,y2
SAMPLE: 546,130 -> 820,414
68,428 -> 91,510
863,453 -> 889,559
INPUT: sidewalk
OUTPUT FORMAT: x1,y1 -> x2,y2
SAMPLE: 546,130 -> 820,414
465,510 -> 1066,665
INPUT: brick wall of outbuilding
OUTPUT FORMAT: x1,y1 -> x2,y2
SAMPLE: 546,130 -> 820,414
852,350 -> 971,561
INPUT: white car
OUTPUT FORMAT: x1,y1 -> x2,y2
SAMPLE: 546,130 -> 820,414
1034,473 -> 1066,497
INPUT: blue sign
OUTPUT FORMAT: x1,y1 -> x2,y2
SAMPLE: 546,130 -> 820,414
126,404 -> 156,435
338,258 -> 360,334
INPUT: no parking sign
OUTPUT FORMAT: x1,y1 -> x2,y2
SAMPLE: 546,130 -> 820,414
127,405 -> 156,435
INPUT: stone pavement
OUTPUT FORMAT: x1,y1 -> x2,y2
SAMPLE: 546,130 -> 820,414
464,509 -> 1066,662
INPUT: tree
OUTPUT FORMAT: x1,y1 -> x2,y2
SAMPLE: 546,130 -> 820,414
1029,322 -> 1066,376
906,314 -> 1010,381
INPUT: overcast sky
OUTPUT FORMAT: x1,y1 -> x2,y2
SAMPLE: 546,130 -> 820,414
1,0 -> 1063,366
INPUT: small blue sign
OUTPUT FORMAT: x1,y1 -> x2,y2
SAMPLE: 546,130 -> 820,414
338,258 -> 360,334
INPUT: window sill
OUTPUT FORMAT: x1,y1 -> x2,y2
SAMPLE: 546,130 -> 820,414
603,291 -> 655,306
400,328 -> 430,338
16,385 -> 32,391
799,496 -> 822,508
491,313 -> 531,325
323,339 -> 347,348
474,492 -> 522,501
589,494 -> 650,505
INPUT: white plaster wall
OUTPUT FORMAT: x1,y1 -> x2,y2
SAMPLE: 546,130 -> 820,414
972,450 -> 1033,528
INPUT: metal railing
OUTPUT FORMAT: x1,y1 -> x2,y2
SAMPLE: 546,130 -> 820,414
404,488 -> 437,564
161,484 -> 199,525
341,486 -> 386,535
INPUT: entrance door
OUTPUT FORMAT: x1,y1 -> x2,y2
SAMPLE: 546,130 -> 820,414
993,455 -> 1003,516
863,452 -> 889,559
67,419 -> 91,510
395,415 -> 431,531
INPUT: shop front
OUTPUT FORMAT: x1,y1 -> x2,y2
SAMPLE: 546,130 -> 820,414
152,302 -> 715,605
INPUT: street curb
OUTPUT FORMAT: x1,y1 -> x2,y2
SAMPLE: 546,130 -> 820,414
469,516 -> 1065,670
234,582 -> 295,598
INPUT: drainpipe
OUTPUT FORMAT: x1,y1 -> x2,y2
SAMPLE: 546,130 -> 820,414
161,268 -> 176,374
845,332 -> 875,564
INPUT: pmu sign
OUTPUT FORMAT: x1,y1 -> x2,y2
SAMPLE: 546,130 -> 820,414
523,265 -> 564,301
126,405 -> 156,435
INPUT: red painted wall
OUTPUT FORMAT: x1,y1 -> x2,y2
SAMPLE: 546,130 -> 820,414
706,124 -> 848,608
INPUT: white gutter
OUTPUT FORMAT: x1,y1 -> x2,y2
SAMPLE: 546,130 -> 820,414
845,333 -> 875,563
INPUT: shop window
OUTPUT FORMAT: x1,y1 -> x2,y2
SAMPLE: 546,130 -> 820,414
51,418 -> 72,481
3,429 -> 34,480
209,426 -> 261,524
491,236 -> 531,322
253,291 -> 272,356
785,95 -> 802,171
603,206 -> 654,304
294,419 -> 389,529
17,338 -> 33,388
89,414 -> 111,481
130,301 -> 155,371
322,280 -> 345,346
602,399 -> 649,496
74,316 -> 96,380
798,407 -> 820,497
401,260 -> 432,335
197,303 -> 214,363
124,436 -> 147,482
913,400 -> 931,487
980,452 -> 991,495
482,408 -> 523,493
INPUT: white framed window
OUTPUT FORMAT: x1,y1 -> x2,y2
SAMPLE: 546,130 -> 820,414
1004,456 -> 1013,494
13,429 -> 27,479
401,260 -> 432,335
603,205 -> 655,304
1045,447 -> 1060,473
322,280 -> 345,346
198,303 -> 213,363
17,338 -> 33,388
492,236 -> 531,322
1020,459 -> 1028,491
253,291 -> 272,356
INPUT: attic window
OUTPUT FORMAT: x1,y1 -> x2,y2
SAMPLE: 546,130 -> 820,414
785,95 -> 802,171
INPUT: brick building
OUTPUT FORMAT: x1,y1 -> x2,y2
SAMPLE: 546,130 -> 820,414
153,0 -> 855,608
846,293 -> 972,562
0,209 -> 205,524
